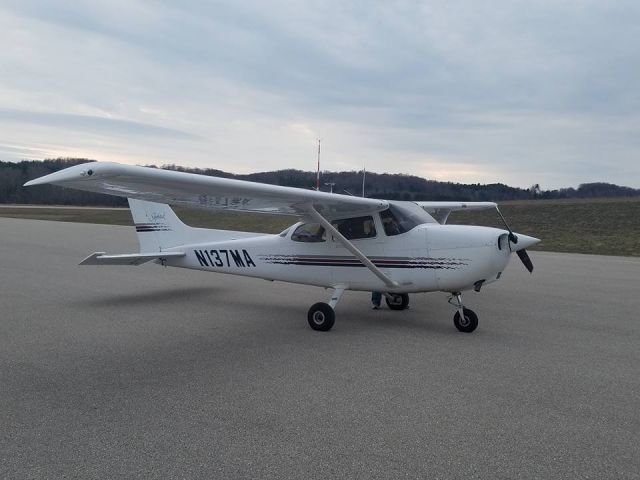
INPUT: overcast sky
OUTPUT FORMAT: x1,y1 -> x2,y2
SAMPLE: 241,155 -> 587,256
1,0 -> 639,189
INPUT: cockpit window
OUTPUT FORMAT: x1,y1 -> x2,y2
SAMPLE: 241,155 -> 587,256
291,223 -> 325,242
380,203 -> 426,235
331,216 -> 376,240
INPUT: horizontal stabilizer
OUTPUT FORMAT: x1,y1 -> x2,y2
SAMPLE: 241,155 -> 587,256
80,251 -> 185,266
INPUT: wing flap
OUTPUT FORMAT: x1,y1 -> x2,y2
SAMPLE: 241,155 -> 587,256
80,251 -> 185,266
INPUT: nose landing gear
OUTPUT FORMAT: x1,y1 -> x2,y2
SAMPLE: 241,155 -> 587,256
449,293 -> 478,333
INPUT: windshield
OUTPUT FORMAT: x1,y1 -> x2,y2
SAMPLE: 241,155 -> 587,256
380,201 -> 433,235
291,223 -> 325,242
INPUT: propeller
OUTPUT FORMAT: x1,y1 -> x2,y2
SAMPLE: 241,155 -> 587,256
496,206 -> 537,274
516,249 -> 534,273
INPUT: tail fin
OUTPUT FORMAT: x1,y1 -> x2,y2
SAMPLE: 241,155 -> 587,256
128,198 -> 188,252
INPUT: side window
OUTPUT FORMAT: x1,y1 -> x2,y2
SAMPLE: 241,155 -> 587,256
291,223 -> 325,242
380,208 -> 404,236
331,216 -> 376,240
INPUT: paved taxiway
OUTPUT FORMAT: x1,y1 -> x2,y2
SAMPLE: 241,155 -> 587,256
1,217 -> 639,479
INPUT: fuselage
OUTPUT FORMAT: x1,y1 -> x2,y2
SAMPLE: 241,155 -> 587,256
163,218 -> 514,294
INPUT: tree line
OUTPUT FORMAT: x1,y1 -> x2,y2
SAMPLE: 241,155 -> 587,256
1,158 -> 638,206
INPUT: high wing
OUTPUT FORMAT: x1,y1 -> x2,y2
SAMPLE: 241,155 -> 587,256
415,201 -> 497,224
24,162 -> 388,219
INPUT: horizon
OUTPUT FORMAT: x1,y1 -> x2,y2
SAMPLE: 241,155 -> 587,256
9,157 -> 640,193
160,162 -> 640,192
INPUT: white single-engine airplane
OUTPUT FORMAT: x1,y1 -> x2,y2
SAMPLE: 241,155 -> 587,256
25,162 -> 539,333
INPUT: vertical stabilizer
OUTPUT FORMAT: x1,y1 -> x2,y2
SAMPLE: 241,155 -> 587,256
128,198 -> 188,252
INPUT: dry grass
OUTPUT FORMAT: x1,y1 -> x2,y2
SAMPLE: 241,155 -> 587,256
0,207 -> 134,225
449,197 -> 640,257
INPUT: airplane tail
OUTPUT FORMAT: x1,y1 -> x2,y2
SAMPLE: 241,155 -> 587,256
127,198 -> 264,253
128,198 -> 190,252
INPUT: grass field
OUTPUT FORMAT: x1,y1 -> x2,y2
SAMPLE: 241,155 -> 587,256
1,198 -> 638,256
449,198 -> 640,257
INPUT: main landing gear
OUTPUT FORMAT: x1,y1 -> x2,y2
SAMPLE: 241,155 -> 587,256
307,302 -> 335,331
384,293 -> 410,311
307,286 -> 345,332
307,288 -> 412,331
449,292 -> 478,333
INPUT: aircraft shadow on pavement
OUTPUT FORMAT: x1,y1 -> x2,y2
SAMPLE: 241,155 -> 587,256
339,309 -> 455,335
75,286 -> 221,307
74,286 -> 467,337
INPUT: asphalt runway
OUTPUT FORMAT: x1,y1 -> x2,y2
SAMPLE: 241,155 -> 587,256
2,217 -> 639,479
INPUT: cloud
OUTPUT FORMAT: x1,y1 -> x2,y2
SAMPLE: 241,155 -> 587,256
0,108 -> 199,140
0,0 -> 639,188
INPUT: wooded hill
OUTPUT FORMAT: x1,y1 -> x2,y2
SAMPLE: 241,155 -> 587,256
2,158 -> 638,206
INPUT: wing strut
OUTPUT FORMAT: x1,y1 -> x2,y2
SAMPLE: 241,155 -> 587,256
306,206 -> 399,289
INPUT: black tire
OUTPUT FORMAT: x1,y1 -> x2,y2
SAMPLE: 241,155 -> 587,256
307,302 -> 335,331
453,308 -> 478,333
385,293 -> 410,311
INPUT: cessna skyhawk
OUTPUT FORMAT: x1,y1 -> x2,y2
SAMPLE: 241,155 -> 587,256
25,162 -> 539,333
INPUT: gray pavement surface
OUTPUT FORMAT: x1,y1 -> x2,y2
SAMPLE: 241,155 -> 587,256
1,217 -> 639,479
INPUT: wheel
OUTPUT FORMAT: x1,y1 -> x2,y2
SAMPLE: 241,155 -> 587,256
385,293 -> 409,310
307,302 -> 335,331
453,308 -> 478,333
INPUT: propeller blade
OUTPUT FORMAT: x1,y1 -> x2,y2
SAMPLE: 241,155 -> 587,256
517,249 -> 534,273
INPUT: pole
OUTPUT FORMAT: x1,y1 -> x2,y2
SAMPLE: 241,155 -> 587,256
362,164 -> 366,197
316,139 -> 321,191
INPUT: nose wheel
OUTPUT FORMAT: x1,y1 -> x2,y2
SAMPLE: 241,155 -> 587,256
453,307 -> 478,332
449,293 -> 478,333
